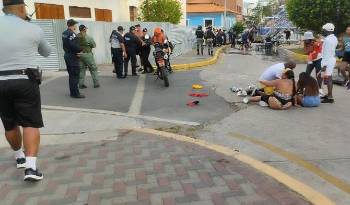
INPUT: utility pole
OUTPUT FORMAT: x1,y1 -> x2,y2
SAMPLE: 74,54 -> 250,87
224,0 -> 227,29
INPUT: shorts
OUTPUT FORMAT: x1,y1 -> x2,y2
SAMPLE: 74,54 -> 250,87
0,79 -> 43,131
306,58 -> 322,75
302,96 -> 320,107
321,57 -> 336,76
260,83 -> 275,95
342,52 -> 350,64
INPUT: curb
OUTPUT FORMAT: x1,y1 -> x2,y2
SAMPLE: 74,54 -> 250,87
133,128 -> 335,205
172,46 -> 227,71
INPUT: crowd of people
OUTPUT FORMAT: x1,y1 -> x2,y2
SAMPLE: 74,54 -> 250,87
63,20 -> 173,99
242,22 -> 348,109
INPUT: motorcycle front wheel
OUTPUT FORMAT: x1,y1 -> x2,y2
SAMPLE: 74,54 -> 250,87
161,68 -> 170,87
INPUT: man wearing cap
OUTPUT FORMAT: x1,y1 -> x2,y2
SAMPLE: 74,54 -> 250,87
124,26 -> 144,76
0,0 -> 51,181
303,32 -> 323,93
77,25 -> 100,88
110,26 -> 127,78
320,23 -> 338,103
62,19 -> 84,98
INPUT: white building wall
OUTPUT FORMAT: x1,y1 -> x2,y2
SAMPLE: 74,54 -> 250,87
22,0 -> 134,22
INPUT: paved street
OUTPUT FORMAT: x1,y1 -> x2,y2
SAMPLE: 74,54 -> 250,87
0,47 -> 343,205
0,130 -> 309,205
197,48 -> 350,205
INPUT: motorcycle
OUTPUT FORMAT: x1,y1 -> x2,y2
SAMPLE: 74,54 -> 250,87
153,42 -> 171,87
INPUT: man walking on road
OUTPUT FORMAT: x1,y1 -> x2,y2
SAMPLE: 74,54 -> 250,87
195,25 -> 204,55
77,25 -> 100,88
124,26 -> 144,77
0,0 -> 51,181
62,19 -> 85,98
320,23 -> 338,103
110,26 -> 127,79
205,26 -> 215,56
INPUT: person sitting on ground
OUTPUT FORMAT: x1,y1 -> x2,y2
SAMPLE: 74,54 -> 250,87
257,61 -> 296,96
296,72 -> 321,107
244,69 -> 296,110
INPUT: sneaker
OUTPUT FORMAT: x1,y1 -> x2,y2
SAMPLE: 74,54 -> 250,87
321,95 -> 328,100
321,97 -> 334,104
259,101 -> 269,107
24,168 -> 44,182
319,89 -> 326,97
243,97 -> 249,104
94,84 -> 100,88
16,158 -> 26,169
237,90 -> 247,97
79,85 -> 87,89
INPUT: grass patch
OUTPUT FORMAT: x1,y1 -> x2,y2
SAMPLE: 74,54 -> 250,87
289,48 -> 306,55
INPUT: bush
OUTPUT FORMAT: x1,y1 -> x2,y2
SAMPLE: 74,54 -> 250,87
139,0 -> 183,24
232,22 -> 245,34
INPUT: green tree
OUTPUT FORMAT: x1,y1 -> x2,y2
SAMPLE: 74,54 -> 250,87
232,22 -> 245,34
286,0 -> 350,34
139,0 -> 183,24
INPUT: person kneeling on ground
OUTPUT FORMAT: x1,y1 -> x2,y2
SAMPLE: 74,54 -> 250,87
244,69 -> 296,110
296,72 -> 321,107
255,61 -> 296,97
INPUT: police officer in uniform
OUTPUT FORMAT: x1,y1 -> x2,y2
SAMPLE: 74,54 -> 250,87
195,25 -> 205,55
0,0 -> 51,181
62,19 -> 85,98
77,25 -> 100,88
110,26 -> 127,78
124,26 -> 144,77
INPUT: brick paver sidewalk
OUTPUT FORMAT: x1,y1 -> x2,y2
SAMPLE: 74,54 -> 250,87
0,130 -> 309,205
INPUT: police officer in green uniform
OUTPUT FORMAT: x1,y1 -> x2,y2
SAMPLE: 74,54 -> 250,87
77,25 -> 100,88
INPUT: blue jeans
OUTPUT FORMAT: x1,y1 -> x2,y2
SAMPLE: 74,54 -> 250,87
302,96 -> 320,107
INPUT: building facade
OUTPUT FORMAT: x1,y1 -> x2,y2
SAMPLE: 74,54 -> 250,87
187,0 -> 243,29
0,0 -> 139,22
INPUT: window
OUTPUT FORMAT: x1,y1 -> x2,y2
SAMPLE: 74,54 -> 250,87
69,6 -> 91,18
129,6 -> 137,21
35,3 -> 64,19
95,8 -> 112,22
204,19 -> 213,27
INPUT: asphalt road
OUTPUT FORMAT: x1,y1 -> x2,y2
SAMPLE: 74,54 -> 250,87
40,70 -> 231,124
197,48 -> 350,205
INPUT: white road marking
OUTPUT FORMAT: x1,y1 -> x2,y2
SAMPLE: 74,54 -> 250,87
128,74 -> 146,115
41,105 -> 200,126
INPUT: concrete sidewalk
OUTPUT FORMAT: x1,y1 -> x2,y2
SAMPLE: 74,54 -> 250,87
0,129 -> 310,205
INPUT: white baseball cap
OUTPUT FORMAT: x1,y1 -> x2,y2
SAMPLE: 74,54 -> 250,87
322,23 -> 335,32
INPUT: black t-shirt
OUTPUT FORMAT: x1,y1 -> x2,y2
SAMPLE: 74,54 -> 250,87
124,32 -> 142,51
205,30 -> 216,39
195,30 -> 205,39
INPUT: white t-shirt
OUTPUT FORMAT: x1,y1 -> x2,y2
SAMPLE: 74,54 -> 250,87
321,34 -> 338,76
259,63 -> 285,81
